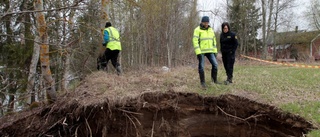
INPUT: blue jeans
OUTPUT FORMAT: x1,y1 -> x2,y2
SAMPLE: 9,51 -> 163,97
197,53 -> 218,73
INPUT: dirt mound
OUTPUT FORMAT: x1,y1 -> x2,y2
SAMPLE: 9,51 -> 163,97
0,89 -> 316,137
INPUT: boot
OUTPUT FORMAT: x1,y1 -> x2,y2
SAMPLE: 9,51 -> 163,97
116,66 -> 122,76
224,77 -> 232,85
211,69 -> 221,84
201,83 -> 207,89
227,77 -> 233,83
199,71 -> 207,89
224,80 -> 230,85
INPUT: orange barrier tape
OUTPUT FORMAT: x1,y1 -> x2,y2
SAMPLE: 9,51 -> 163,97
240,55 -> 320,69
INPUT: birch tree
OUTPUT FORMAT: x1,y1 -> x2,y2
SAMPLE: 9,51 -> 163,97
20,0 -> 38,104
27,36 -> 40,104
260,0 -> 267,59
34,0 -> 57,103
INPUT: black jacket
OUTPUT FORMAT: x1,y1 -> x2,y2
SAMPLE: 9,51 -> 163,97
220,31 -> 238,53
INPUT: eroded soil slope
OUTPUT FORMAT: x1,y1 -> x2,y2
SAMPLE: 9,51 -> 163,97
0,71 -> 316,137
0,91 -> 315,137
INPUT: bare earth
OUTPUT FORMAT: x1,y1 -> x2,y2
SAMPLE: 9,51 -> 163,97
0,70 -> 316,137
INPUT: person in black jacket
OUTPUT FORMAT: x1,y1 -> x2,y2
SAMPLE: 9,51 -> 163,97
220,22 -> 238,85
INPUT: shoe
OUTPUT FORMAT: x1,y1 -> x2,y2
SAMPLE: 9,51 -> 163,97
227,78 -> 233,83
116,66 -> 122,76
201,83 -> 207,89
224,80 -> 231,85
212,81 -> 222,85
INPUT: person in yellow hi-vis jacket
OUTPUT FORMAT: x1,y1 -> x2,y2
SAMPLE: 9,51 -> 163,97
192,16 -> 220,89
100,22 -> 122,75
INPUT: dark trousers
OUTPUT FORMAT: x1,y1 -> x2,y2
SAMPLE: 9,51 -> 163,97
222,51 -> 235,80
99,48 -> 120,71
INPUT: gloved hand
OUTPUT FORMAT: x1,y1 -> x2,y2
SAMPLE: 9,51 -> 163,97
197,54 -> 202,59
102,43 -> 106,47
214,53 -> 217,58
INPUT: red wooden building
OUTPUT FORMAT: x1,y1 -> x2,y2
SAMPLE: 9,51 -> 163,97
269,29 -> 320,61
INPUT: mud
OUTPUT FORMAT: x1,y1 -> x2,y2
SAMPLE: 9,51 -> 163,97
0,90 -> 315,137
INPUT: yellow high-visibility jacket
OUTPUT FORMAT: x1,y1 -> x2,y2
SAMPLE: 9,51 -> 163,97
104,27 -> 122,50
192,26 -> 217,55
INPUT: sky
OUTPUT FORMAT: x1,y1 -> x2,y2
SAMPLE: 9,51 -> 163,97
197,0 -> 311,33
197,0 -> 224,30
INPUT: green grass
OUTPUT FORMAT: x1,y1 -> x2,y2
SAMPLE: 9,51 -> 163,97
281,102 -> 320,137
189,62 -> 320,135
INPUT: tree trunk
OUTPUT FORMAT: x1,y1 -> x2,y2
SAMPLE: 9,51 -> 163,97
34,0 -> 57,103
8,94 -> 15,112
5,0 -> 14,112
254,34 -> 257,57
261,0 -> 266,59
8,72 -> 15,112
272,0 -> 279,61
27,36 -> 40,104
129,3 -> 134,66
4,0 -> 12,44
62,54 -> 70,92
61,0 -> 77,93
266,0 -> 274,59
23,0 -> 36,104
100,0 -> 110,56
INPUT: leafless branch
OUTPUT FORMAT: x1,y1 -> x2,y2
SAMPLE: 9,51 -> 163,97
0,0 -> 84,20
198,10 -> 218,16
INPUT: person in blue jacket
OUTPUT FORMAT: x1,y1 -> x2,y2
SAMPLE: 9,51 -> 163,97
98,22 -> 122,75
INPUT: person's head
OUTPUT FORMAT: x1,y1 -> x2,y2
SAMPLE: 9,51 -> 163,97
201,16 -> 210,28
105,22 -> 112,28
222,22 -> 230,33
